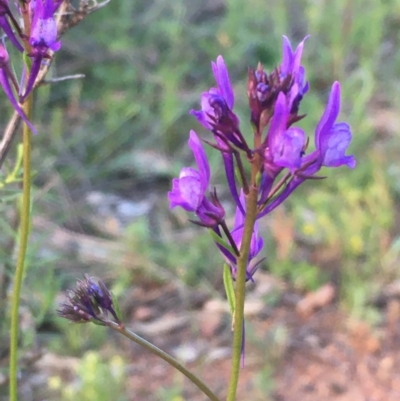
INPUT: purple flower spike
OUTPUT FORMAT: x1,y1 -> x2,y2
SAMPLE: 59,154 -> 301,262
20,0 -> 63,101
168,130 -> 225,227
0,44 -> 37,134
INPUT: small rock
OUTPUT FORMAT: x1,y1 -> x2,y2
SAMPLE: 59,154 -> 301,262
296,284 -> 336,318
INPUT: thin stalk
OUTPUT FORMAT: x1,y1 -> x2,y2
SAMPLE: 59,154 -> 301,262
107,321 -> 221,401
233,150 -> 249,195
225,185 -> 259,401
220,220 -> 240,257
9,93 -> 33,401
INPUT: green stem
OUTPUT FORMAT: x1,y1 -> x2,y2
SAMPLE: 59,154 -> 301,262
9,94 -> 33,401
226,186 -> 259,401
107,321 -> 221,401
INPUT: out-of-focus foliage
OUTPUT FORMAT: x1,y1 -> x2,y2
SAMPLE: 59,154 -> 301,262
48,352 -> 126,401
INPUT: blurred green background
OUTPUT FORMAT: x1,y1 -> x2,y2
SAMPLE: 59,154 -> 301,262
2,0 -> 400,400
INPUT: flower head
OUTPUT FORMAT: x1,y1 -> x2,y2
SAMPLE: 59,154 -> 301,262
57,275 -> 120,324
191,56 -> 245,149
168,130 -> 225,227
247,36 -> 309,130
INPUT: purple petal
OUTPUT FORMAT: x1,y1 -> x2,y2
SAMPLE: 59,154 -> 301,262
179,177 -> 204,211
292,35 -> 310,75
212,55 -> 234,109
233,190 -> 246,229
190,109 -> 211,130
281,36 -> 293,76
258,173 -> 274,205
168,172 -> 203,211
273,127 -> 306,170
188,130 -> 210,188
315,82 -> 341,147
322,122 -> 356,168
215,136 -> 245,215
268,91 -> 287,148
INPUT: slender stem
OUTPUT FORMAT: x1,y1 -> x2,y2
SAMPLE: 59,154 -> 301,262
233,150 -> 249,195
258,171 -> 292,212
225,185 -> 259,401
9,93 -> 33,401
107,321 -> 221,401
220,220 -> 240,257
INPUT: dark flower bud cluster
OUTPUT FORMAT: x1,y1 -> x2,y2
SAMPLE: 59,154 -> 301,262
57,275 -> 121,326
169,36 -> 356,282
0,0 -> 63,133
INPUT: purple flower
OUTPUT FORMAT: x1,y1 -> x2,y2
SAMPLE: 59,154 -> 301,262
313,81 -> 356,169
20,0 -> 63,101
281,36 -> 310,113
257,81 -> 355,220
0,1 -> 24,52
0,43 -> 37,134
264,92 -> 306,173
247,36 -> 310,128
168,130 -> 225,227
190,56 -> 245,149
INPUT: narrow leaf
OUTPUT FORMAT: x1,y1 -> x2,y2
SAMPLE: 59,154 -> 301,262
209,229 -> 236,256
223,263 -> 235,316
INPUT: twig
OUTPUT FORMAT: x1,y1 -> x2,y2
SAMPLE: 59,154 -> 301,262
0,112 -> 21,169
40,73 -> 86,85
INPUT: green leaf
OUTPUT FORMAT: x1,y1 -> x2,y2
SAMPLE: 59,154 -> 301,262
111,292 -> 123,322
209,229 -> 236,256
223,263 -> 235,316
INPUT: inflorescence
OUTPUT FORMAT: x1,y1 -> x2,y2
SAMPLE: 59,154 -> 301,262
168,36 -> 356,282
57,275 -> 121,326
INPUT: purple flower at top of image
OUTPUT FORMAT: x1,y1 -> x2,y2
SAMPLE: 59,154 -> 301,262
248,36 -> 310,129
0,43 -> 37,134
168,130 -> 225,227
20,0 -> 63,101
280,35 -> 310,114
190,56 -> 245,150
